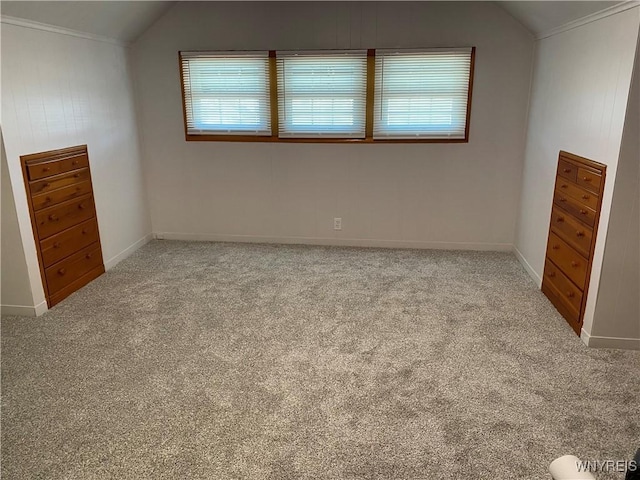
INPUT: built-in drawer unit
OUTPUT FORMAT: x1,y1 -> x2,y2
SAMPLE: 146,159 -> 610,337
542,151 -> 606,335
21,145 -> 104,308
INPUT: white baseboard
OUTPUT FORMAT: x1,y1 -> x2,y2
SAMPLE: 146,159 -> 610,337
104,233 -> 153,270
581,329 -> 640,350
1,300 -> 47,317
153,232 -> 513,252
512,245 -> 542,286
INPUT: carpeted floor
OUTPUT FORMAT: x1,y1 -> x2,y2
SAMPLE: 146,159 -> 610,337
2,240 -> 639,479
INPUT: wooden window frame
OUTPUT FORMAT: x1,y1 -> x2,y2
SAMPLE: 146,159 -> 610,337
179,47 -> 475,144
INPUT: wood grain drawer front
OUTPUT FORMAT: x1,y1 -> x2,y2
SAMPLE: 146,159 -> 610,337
31,181 -> 92,211
30,168 -> 90,195
558,158 -> 578,182
26,153 -> 89,180
546,232 -> 588,289
45,243 -> 102,294
550,208 -> 593,258
553,190 -> 597,227
543,260 -> 583,318
35,195 -> 95,239
40,218 -> 100,268
576,167 -> 602,193
554,178 -> 598,210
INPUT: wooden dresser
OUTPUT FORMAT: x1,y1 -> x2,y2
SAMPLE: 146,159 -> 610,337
21,145 -> 104,307
542,151 -> 606,335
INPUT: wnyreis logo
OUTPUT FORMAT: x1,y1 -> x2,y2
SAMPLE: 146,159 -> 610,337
576,459 -> 638,473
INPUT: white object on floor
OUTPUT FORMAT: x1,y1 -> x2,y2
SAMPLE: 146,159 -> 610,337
549,455 -> 596,480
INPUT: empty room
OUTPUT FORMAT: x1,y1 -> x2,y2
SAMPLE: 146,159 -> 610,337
1,1 -> 639,479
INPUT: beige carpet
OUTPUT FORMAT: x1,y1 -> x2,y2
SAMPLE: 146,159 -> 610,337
2,240 -> 639,479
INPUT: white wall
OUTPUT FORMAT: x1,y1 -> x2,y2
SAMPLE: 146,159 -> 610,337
1,129 -> 36,315
590,33 -> 640,349
132,1 -> 533,250
514,7 -> 640,340
1,21 -> 152,312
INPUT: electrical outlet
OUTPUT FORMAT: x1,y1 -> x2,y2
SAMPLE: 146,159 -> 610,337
334,217 -> 342,230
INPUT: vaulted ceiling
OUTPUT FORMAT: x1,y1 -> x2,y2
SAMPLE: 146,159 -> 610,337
0,1 -> 627,43
0,1 -> 175,43
499,1 -> 624,37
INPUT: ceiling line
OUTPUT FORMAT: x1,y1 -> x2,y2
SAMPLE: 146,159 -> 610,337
0,15 -> 129,47
536,0 -> 640,40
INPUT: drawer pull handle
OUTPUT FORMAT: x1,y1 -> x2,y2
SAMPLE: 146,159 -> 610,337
43,167 -> 50,172
72,160 -> 79,165
563,168 -> 571,173
559,197 -> 567,202
53,242 -> 61,248
582,195 -> 590,200
78,203 -> 86,210
576,231 -> 585,237
48,214 -> 58,221
566,291 -> 575,298
556,216 -> 564,223
74,173 -> 81,178
82,229 -> 88,234
561,184 -> 568,189
43,182 -> 50,188
85,253 -> 92,259
582,176 -> 592,182
58,268 -> 66,276
549,272 -> 556,278
552,245 -> 559,250
76,187 -> 82,191
45,196 -> 51,202
579,209 -> 588,215
571,261 -> 579,268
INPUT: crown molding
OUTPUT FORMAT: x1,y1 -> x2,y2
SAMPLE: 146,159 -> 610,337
537,1 -> 640,40
0,15 -> 129,47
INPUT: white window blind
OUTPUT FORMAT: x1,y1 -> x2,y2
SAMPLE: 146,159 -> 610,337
276,51 -> 367,138
373,48 -> 472,139
180,51 -> 271,136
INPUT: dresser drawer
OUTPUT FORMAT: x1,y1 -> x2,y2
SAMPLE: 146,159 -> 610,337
26,153 -> 89,181
550,207 -> 592,258
576,167 -> 602,193
35,195 -> 95,239
543,259 -> 583,318
40,218 -> 100,268
45,243 -> 102,295
31,181 -> 92,211
30,168 -> 90,195
553,189 -> 597,227
555,178 -> 598,210
546,232 -> 588,289
558,158 -> 578,182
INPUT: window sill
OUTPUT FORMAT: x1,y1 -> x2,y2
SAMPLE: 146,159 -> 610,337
185,134 -> 470,144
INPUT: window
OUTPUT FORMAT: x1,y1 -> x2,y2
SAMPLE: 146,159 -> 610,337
180,51 -> 272,136
179,48 -> 474,142
276,51 -> 367,138
373,48 -> 473,139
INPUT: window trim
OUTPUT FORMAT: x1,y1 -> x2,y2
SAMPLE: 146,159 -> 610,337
179,47 -> 475,144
